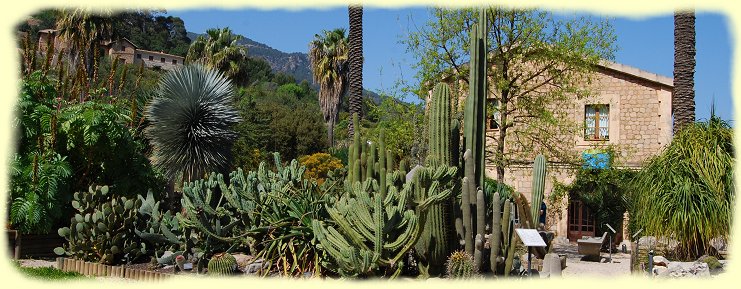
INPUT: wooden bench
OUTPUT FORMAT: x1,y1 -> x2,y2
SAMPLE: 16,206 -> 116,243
577,232 -> 608,258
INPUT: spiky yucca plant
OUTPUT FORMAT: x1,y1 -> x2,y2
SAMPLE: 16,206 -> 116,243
145,64 -> 240,182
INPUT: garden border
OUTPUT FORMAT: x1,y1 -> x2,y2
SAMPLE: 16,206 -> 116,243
56,257 -> 173,281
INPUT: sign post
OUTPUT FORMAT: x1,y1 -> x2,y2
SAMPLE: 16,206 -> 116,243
604,223 -> 616,263
515,228 -> 547,277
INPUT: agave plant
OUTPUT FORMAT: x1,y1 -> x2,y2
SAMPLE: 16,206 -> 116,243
630,116 -> 734,259
145,64 -> 241,182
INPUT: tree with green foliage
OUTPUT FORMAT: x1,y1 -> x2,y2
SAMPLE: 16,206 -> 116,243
364,95 -> 426,163
10,70 -> 163,233
309,28 -> 349,147
232,82 -> 327,171
186,27 -> 252,87
111,9 -> 191,57
55,8 -> 115,84
403,7 -> 616,182
145,63 -> 240,183
629,116 -> 733,259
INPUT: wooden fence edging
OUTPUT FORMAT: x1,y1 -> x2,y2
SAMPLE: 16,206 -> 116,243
56,258 -> 173,281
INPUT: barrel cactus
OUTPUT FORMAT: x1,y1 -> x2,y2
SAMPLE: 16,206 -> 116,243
445,250 -> 477,279
207,252 -> 237,275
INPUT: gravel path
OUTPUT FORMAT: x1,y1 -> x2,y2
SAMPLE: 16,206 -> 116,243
551,242 -> 632,278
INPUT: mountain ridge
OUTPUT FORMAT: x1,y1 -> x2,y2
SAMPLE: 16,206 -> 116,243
187,31 -> 382,104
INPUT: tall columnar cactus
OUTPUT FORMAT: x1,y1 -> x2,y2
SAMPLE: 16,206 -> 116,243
490,192 -> 501,272
415,82 -> 455,274
474,189 -> 485,268
463,8 -> 487,198
457,7 -> 488,260
55,185 -> 145,265
207,252 -> 237,275
530,154 -> 547,226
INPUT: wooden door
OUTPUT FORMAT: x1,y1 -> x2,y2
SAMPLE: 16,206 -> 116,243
567,199 -> 596,241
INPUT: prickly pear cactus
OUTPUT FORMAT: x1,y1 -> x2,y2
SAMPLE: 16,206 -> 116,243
54,185 -> 145,265
445,250 -> 477,279
207,252 -> 237,275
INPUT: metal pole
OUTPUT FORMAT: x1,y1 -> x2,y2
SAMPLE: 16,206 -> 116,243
527,246 -> 532,276
609,234 -> 612,263
648,250 -> 654,277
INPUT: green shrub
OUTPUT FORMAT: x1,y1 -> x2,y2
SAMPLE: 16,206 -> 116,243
630,117 -> 733,259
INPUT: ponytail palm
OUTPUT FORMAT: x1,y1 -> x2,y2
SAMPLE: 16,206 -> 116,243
145,64 -> 240,182
630,116 -> 734,259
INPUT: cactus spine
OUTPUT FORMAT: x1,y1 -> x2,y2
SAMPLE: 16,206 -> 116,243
530,154 -> 547,226
446,250 -> 476,279
207,252 -> 237,275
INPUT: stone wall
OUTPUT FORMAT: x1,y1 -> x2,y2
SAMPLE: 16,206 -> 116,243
135,50 -> 184,71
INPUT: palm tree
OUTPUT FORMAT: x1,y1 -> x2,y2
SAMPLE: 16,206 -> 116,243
309,28 -> 349,147
56,8 -> 115,95
144,63 -> 241,184
186,27 -> 250,86
672,11 -> 696,134
347,5 -> 364,137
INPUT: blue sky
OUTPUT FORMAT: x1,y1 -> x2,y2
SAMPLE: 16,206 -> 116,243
170,8 -> 733,124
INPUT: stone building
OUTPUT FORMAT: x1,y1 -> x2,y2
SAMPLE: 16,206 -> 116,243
38,29 -> 185,71
435,61 -> 672,242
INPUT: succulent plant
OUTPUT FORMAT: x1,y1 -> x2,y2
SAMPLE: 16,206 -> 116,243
207,252 -> 237,275
415,83 -> 457,275
313,114 -> 458,278
54,185 -> 145,265
446,250 -> 477,279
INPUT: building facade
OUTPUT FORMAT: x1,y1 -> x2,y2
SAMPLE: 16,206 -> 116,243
435,61 -> 673,242
38,29 -> 185,71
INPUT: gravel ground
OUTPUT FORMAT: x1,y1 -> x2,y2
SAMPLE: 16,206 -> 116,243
550,242 -> 632,278
16,258 -> 57,269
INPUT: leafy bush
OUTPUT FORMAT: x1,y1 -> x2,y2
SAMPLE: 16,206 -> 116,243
299,153 -> 343,185
629,117 -> 734,259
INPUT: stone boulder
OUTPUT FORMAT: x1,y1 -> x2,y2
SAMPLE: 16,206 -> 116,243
653,256 -> 670,267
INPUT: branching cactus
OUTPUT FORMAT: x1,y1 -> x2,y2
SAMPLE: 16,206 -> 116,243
313,165 -> 457,278
55,185 -> 145,265
313,120 -> 457,278
179,153 -> 315,272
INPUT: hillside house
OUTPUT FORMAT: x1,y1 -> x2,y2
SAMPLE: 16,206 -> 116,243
38,29 -> 184,71
434,61 -> 672,243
